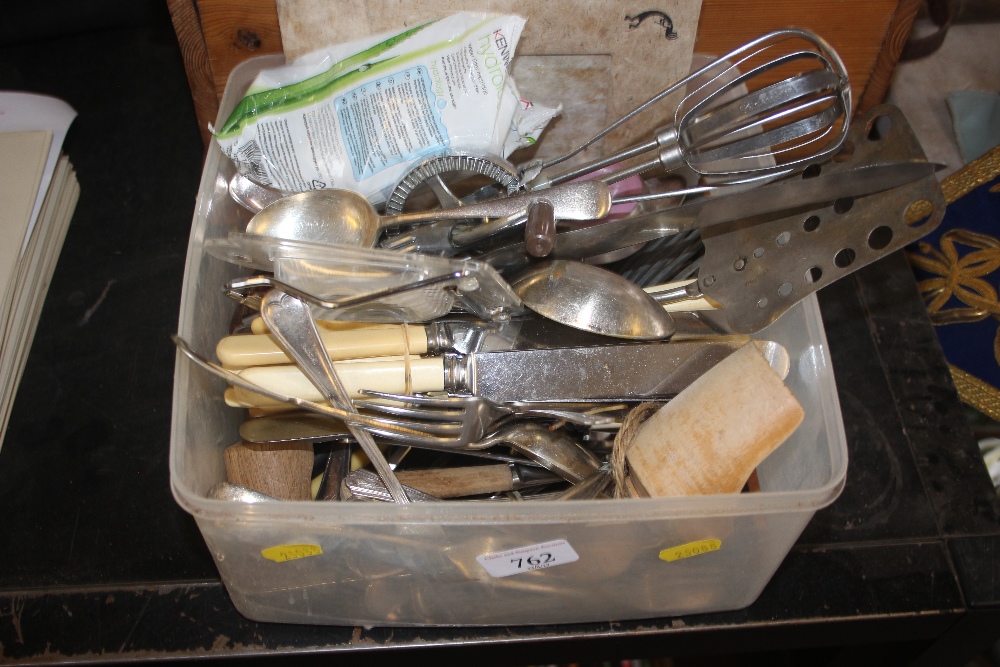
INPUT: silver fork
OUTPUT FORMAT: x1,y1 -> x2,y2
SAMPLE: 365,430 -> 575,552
360,390 -> 619,446
174,335 -> 493,449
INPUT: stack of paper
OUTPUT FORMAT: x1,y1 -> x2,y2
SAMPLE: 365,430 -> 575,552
0,93 -> 79,451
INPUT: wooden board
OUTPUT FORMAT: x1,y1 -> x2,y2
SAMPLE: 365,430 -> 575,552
167,0 -> 920,150
273,0 -> 702,157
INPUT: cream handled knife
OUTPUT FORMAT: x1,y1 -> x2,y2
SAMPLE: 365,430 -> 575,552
228,338 -> 785,405
217,324 -> 430,368
217,291 -> 723,369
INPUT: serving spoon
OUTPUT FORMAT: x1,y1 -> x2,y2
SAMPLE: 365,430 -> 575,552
244,182 -> 612,248
509,260 -> 679,340
507,260 -> 793,380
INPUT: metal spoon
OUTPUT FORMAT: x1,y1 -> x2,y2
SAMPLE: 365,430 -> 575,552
244,182 -> 612,248
510,260 -> 677,340
507,261 -> 793,379
475,422 -> 601,483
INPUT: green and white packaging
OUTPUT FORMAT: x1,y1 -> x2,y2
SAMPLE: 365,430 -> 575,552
213,12 -> 557,205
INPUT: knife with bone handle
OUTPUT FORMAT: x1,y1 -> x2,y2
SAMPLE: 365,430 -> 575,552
227,338 -> 787,405
216,300 -> 724,369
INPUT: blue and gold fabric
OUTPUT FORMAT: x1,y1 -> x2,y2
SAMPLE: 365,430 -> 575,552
908,144 -> 1000,420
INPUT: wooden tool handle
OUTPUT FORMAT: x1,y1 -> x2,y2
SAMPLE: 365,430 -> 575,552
230,356 -> 446,407
217,324 -> 429,367
394,465 -> 513,498
626,343 -> 804,498
223,440 -> 313,501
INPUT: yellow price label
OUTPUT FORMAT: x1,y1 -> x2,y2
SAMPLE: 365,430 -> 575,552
659,539 -> 721,563
261,544 -> 323,563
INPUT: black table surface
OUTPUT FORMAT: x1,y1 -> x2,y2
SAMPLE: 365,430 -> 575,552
1,7 -> 999,666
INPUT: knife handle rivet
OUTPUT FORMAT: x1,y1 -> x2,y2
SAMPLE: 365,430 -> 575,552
703,274 -> 716,286
733,257 -> 747,271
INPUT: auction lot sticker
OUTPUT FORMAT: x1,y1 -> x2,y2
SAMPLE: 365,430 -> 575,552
477,539 -> 579,578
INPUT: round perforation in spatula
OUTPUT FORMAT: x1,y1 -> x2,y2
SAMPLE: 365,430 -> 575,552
696,103 -> 946,334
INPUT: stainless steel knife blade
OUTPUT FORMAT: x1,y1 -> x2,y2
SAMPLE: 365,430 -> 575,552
439,312 -> 728,355
444,337 -> 757,402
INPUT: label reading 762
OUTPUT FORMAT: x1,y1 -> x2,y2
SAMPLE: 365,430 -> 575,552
476,539 -> 579,578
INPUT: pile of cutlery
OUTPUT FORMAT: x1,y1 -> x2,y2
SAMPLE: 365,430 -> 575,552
178,28 -> 946,504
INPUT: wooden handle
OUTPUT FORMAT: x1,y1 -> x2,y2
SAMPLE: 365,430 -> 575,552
229,356 -> 446,407
394,465 -> 513,498
223,440 -> 314,501
626,343 -> 804,498
217,324 -> 429,367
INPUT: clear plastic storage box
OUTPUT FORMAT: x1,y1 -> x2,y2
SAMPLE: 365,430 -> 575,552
170,55 -> 848,626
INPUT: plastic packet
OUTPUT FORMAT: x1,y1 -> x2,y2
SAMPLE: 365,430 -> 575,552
503,77 -> 562,156
213,12 -> 557,205
205,233 -> 524,322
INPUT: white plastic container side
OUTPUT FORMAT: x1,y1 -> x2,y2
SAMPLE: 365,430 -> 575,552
170,55 -> 849,627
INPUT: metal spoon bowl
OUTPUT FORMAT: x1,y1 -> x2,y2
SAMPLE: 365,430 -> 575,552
476,422 -> 601,483
247,189 -> 382,247
510,260 -> 677,340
